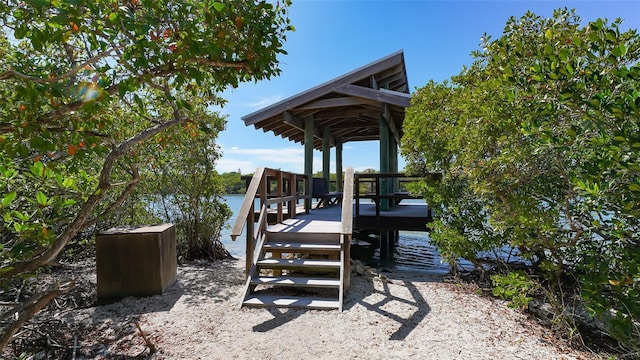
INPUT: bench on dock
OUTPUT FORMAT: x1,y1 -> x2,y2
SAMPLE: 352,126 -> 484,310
312,178 -> 343,208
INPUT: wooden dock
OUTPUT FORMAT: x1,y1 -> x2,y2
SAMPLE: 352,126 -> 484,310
232,168 -> 352,311
231,168 -> 432,311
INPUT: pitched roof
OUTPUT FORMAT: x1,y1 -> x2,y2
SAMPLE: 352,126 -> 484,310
241,50 -> 410,150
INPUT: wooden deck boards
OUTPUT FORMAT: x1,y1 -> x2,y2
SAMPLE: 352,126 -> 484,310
263,201 -> 430,234
356,203 -> 429,218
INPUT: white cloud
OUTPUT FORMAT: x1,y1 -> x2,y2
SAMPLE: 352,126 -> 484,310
215,157 -> 256,174
220,147 -> 326,174
244,95 -> 284,109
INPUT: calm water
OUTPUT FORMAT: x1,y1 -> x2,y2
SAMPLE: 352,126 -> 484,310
219,194 -> 456,273
220,194 -> 248,258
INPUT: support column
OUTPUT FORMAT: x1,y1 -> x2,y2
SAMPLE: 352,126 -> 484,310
304,115 -> 314,207
322,126 -> 331,187
390,134 -> 399,203
379,116 -> 390,211
335,137 -> 343,191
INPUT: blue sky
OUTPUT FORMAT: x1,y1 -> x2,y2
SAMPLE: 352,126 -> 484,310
215,1 -> 640,175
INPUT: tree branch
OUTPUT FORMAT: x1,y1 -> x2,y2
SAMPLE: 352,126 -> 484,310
0,115 -> 189,280
0,280 -> 74,351
0,47 -> 122,84
84,164 -> 140,229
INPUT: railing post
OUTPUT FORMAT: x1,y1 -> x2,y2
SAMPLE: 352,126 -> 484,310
276,171 -> 283,224
292,173 -> 298,219
355,174 -> 360,220
375,175 -> 381,217
245,208 -> 254,277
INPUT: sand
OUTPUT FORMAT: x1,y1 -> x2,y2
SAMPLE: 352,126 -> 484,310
20,258 -> 595,360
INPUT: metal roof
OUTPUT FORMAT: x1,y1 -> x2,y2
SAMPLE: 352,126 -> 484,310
241,50 -> 410,150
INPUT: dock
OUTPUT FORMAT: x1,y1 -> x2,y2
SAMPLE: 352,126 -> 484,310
229,51 -> 433,311
230,168 -> 431,311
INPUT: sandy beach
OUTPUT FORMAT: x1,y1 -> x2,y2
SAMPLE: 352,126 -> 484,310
13,258 -> 594,360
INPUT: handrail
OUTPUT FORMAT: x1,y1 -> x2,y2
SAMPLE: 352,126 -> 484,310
340,167 -> 354,292
341,167 -> 354,235
230,167 -> 266,241
229,167 -> 310,276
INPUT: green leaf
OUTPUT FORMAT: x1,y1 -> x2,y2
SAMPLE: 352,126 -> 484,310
12,211 -> 30,221
108,12 -> 119,23
544,29 -> 553,40
30,162 -> 45,178
2,192 -> 16,207
31,0 -> 49,7
62,178 -> 75,188
629,184 -> 640,192
62,199 -> 77,207
36,191 -> 48,206
14,26 -> 27,39
565,63 -> 574,75
212,2 -> 225,11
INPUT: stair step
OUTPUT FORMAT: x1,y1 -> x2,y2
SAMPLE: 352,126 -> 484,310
243,295 -> 340,310
257,258 -> 341,269
251,276 -> 340,288
264,242 -> 341,252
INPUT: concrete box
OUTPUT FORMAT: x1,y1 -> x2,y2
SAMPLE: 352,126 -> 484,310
96,224 -> 176,304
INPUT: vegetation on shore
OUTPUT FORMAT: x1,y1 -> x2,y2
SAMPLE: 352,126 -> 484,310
402,9 -> 639,355
0,0 -> 292,352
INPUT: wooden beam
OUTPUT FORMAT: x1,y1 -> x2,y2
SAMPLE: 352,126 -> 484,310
283,111 -> 332,145
322,126 -> 331,183
383,103 -> 401,145
304,116 -> 314,204
370,75 -> 378,90
336,138 -> 343,192
297,96 -> 378,110
242,51 -> 405,126
333,84 -> 411,108
311,108 -> 377,120
378,71 -> 405,88
379,116 -> 390,211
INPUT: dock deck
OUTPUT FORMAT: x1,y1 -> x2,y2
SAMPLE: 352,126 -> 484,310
265,201 -> 430,235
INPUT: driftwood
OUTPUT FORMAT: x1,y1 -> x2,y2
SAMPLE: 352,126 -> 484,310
0,280 -> 74,350
135,320 -> 156,354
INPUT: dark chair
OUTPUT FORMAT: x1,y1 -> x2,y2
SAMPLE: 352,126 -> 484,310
312,178 -> 343,208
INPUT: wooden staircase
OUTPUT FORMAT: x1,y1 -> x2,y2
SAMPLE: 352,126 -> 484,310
240,230 -> 345,311
231,167 -> 354,312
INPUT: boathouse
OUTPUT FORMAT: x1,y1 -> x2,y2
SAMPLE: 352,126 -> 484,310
230,51 -> 432,311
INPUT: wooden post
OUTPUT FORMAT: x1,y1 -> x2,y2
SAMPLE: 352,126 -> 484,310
322,126 -> 331,188
380,229 -> 389,260
304,115 -> 314,207
379,116 -> 390,211
245,208 -> 254,277
336,137 -> 343,192
389,134 -> 399,207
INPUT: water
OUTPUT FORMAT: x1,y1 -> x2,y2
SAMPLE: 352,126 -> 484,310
219,194 -> 248,259
219,194 -> 456,273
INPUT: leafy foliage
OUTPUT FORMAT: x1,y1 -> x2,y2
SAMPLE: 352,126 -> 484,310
491,271 -> 539,309
402,9 -> 639,349
0,0 -> 292,350
220,171 -> 246,194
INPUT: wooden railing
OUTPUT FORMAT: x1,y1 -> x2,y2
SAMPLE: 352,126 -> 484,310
340,167 -> 354,291
354,173 -> 433,218
230,167 -> 310,275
